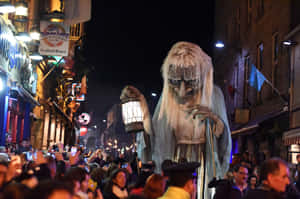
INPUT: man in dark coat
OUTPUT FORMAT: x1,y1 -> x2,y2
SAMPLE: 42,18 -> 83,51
213,164 -> 248,199
243,158 -> 293,199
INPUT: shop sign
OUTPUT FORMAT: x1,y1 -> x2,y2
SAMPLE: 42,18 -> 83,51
39,21 -> 70,56
0,16 -> 28,73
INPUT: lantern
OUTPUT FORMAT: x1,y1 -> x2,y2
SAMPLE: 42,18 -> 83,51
121,98 -> 144,133
0,1 -> 15,14
15,1 -> 28,16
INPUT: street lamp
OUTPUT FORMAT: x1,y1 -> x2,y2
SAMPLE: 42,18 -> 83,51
29,52 -> 43,61
215,41 -> 225,48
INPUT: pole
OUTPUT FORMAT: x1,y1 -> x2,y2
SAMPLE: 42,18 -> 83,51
208,120 -> 216,178
41,57 -> 65,82
264,79 -> 288,106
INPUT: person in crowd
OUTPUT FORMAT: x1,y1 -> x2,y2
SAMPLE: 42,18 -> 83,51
65,167 -> 90,199
31,180 -> 73,199
103,168 -> 128,199
90,167 -> 107,190
0,146 -> 9,162
45,155 -> 57,179
248,175 -> 258,190
129,170 -> 152,195
55,158 -> 67,181
15,170 -> 39,189
17,139 -> 31,154
0,161 -> 8,191
143,173 -> 166,199
158,162 -> 200,199
243,158 -> 292,199
161,159 -> 173,191
213,164 -> 248,199
2,182 -> 31,199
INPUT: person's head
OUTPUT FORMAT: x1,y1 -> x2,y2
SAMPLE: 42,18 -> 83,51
248,175 -> 258,188
260,158 -> 290,192
143,174 -> 166,199
297,154 -> 300,163
233,164 -> 248,186
166,162 -> 200,196
0,146 -> 6,153
2,183 -> 31,199
111,168 -> 127,189
65,167 -> 89,193
161,159 -> 173,177
32,180 -> 73,199
90,167 -> 106,185
0,161 -> 8,188
45,156 -> 56,179
16,171 -> 39,189
21,139 -> 29,147
55,160 -> 66,180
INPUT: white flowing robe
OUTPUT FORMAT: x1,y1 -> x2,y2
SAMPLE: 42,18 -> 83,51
137,85 -> 231,199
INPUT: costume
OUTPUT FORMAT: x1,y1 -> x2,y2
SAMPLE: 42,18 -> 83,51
146,42 -> 231,199
127,42 -> 231,199
158,186 -> 190,199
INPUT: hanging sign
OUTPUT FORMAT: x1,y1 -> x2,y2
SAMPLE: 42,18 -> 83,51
39,21 -> 70,56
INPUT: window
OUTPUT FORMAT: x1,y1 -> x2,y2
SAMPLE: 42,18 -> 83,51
272,33 -> 279,94
236,8 -> 240,40
257,43 -> 264,69
272,33 -> 279,64
247,0 -> 252,25
243,56 -> 250,107
257,0 -> 264,19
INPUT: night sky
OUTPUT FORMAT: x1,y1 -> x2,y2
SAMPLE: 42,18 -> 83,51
84,3 -> 215,124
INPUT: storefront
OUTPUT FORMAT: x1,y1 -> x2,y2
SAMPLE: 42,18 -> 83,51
0,15 -> 38,146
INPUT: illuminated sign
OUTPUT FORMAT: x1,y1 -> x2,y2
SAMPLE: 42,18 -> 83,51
39,21 -> 70,56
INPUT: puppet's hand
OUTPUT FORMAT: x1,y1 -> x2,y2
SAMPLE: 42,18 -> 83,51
187,105 -> 224,137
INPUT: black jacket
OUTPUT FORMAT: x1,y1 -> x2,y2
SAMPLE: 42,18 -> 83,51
243,184 -> 300,199
213,179 -> 245,199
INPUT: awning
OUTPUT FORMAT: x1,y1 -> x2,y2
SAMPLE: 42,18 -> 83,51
18,86 -> 40,106
231,124 -> 259,135
231,108 -> 288,136
283,128 -> 300,145
52,101 -> 72,123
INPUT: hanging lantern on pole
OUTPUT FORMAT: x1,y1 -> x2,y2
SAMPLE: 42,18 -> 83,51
120,86 -> 144,133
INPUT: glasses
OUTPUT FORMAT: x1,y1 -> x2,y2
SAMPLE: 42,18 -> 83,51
238,171 -> 248,176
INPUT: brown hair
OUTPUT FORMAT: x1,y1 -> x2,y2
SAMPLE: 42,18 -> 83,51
143,174 -> 166,199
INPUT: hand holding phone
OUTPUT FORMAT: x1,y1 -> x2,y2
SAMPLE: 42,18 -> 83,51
71,147 -> 77,156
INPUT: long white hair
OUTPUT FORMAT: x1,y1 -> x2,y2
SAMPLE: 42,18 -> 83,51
159,41 -> 214,127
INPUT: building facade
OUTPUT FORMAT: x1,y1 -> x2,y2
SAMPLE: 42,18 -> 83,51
214,0 -> 300,163
0,0 -> 91,150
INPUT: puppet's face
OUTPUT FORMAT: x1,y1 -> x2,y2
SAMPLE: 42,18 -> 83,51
168,64 -> 201,104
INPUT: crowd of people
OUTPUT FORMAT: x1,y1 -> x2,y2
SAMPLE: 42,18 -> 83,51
211,152 -> 300,199
0,140 -> 300,199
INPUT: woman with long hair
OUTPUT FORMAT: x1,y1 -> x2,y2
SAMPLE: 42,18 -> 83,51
103,168 -> 128,199
143,174 -> 166,199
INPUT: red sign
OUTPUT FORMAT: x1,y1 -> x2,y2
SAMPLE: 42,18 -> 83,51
80,126 -> 88,136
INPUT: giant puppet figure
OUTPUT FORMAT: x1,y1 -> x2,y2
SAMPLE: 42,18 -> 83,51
121,41 -> 231,199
